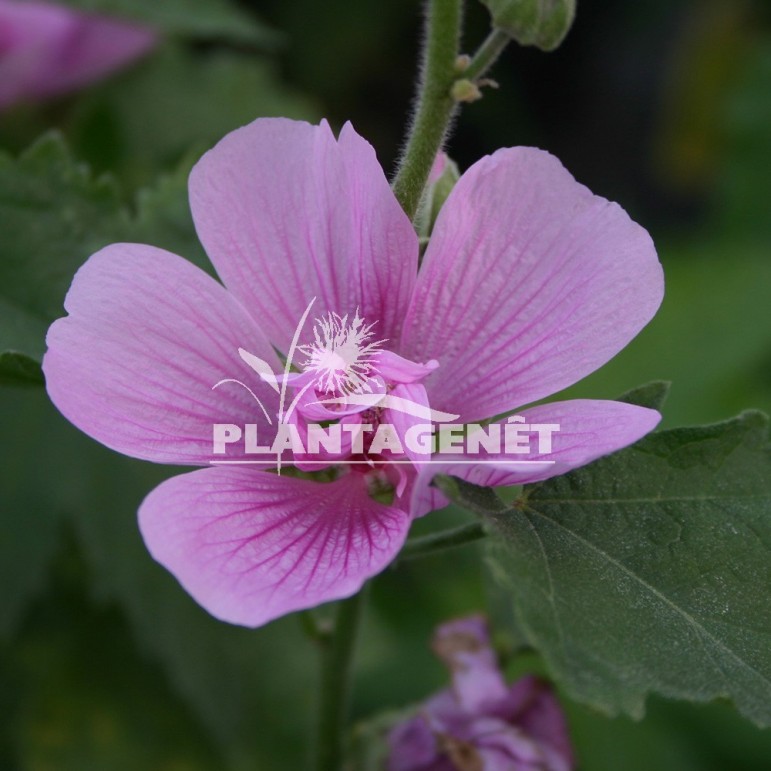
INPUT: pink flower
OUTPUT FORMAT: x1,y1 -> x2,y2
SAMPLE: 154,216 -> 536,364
388,615 -> 574,771
0,0 -> 156,111
43,118 -> 663,627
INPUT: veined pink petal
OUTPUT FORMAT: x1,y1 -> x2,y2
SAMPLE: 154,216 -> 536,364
189,118 -> 419,353
138,468 -> 411,627
400,147 -> 664,422
43,243 -> 281,465
0,0 -> 156,111
410,400 -> 661,515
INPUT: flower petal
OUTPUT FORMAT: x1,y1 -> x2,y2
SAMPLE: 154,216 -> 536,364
138,467 -> 411,627
50,12 -> 156,96
388,716 -> 451,771
432,615 -> 508,712
0,0 -> 155,110
285,410 -> 360,472
469,716 -> 547,770
385,382 -> 432,464
410,400 -> 660,515
375,350 -> 439,384
400,147 -> 664,422
504,677 -> 574,771
44,243 -> 281,465
189,118 -> 418,352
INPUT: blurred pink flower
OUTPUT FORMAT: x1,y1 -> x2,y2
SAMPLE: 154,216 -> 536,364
44,118 -> 663,626
0,0 -> 156,111
388,616 -> 574,771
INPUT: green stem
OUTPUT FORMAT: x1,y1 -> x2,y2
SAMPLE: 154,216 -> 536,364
399,522 -> 487,561
463,28 -> 510,81
312,587 -> 367,771
299,610 -> 330,644
391,0 -> 463,221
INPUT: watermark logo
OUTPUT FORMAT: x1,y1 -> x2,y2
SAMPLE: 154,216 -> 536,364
299,310 -> 384,396
210,299 -> 559,469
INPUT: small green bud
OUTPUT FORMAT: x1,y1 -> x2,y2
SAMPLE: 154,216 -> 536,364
481,0 -> 576,52
418,153 -> 461,239
454,54 -> 472,73
451,78 -> 483,103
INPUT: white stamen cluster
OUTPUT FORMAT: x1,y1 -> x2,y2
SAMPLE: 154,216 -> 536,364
299,310 -> 384,395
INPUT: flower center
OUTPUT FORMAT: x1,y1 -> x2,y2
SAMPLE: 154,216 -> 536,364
298,310 -> 384,396
282,310 -> 440,498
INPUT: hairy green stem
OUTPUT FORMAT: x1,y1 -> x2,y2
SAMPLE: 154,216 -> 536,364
309,10 -> 508,767
463,28 -> 510,81
399,522 -> 487,561
392,0 -> 463,221
312,587 -> 367,771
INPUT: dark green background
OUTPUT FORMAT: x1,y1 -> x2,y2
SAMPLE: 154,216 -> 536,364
1,0 -> 770,768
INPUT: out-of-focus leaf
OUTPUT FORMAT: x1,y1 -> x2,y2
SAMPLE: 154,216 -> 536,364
568,695 -> 771,771
70,43 -> 317,187
0,390 -> 64,637
0,135 -> 223,369
347,709 -> 412,771
1,387 -> 315,767
0,135 -> 126,380
130,155 -> 212,274
445,410 -> 771,725
6,546 -> 222,770
60,0 -> 277,45
567,698 -> 713,771
0,352 -> 44,387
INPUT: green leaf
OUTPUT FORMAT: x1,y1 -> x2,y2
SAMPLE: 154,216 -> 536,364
448,411 -> 771,725
0,352 -> 44,387
130,155 -> 212,274
0,135 -> 221,369
0,390 -> 66,637
4,546 -> 223,770
0,135 -> 126,370
0,50 -> 315,372
480,0 -> 576,52
435,474 -> 506,514
0,135 -> 126,322
69,44 -> 317,189
617,380 -> 671,411
59,0 -> 277,46
0,386 -> 315,766
348,709 -> 414,771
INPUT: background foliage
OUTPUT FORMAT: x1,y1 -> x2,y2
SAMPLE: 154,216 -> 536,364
1,0 -> 770,768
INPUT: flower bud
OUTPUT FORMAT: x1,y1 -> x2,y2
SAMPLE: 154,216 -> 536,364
481,0 -> 576,52
419,151 -> 461,238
